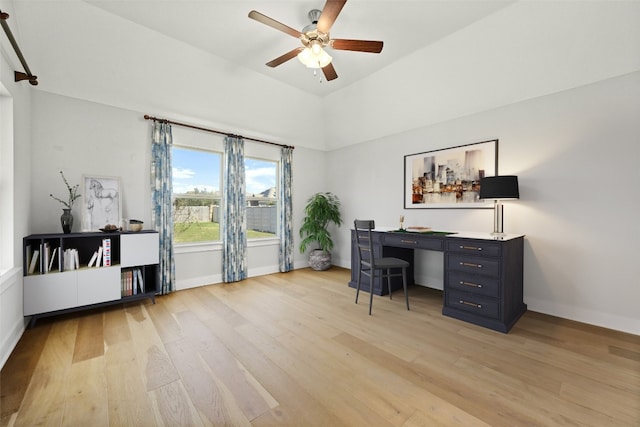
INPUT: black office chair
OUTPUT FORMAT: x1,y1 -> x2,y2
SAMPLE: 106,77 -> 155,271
353,219 -> 410,315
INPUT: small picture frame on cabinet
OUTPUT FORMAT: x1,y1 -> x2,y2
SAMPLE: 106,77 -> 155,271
81,175 -> 122,231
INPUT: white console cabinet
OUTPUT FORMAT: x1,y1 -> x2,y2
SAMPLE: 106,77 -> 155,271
23,230 -> 159,326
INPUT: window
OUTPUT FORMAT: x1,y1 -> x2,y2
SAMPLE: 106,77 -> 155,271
172,146 -> 222,243
245,157 -> 278,239
171,147 -> 279,244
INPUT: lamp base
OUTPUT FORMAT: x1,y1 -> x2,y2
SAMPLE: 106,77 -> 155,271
493,201 -> 504,234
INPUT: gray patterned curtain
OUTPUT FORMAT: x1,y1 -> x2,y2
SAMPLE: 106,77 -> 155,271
151,121 -> 175,294
279,147 -> 294,272
222,135 -> 247,282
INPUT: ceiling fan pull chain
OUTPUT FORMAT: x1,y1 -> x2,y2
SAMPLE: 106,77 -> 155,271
312,68 -> 323,83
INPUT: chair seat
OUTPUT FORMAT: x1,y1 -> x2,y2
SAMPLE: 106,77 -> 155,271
372,257 -> 410,269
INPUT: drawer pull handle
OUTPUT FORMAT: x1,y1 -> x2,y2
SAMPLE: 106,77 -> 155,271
460,262 -> 482,268
460,281 -> 482,288
459,300 -> 482,309
401,240 -> 417,244
460,245 -> 482,251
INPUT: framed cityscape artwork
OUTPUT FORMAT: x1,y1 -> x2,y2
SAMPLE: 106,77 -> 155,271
404,139 -> 498,209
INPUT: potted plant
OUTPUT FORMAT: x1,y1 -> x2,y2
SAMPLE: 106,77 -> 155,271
299,192 -> 342,271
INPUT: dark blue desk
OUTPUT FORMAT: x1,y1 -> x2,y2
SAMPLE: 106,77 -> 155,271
349,229 -> 526,332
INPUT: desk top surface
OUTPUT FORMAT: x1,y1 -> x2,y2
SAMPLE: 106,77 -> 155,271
371,227 -> 524,242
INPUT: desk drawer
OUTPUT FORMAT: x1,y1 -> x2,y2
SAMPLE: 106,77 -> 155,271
383,233 -> 443,251
446,239 -> 501,257
447,271 -> 500,298
447,290 -> 499,319
447,254 -> 500,277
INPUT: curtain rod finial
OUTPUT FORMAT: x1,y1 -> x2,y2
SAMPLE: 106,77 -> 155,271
15,71 -> 37,85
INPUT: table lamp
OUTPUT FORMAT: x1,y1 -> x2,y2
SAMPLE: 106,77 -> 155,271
479,175 -> 519,236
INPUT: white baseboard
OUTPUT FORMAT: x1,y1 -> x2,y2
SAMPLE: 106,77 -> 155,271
176,274 -> 222,291
1,316 -> 26,369
1,267 -> 26,370
525,296 -> 640,336
175,264 -> 284,291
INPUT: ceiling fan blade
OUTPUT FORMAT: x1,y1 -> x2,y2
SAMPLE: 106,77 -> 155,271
248,10 -> 301,38
331,39 -> 383,53
316,0 -> 347,34
266,48 -> 304,68
322,63 -> 338,81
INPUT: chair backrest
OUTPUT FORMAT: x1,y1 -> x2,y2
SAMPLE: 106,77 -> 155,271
354,220 -> 375,267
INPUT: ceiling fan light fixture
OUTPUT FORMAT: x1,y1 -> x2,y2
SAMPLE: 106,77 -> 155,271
297,43 -> 332,68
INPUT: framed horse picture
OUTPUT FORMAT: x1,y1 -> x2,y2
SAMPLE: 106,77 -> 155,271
81,175 -> 122,231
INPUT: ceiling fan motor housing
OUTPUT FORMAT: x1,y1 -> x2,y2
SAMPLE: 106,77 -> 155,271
301,9 -> 330,48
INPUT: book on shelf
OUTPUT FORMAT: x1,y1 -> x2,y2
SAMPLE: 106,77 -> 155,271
26,244 -> 33,272
132,268 -> 138,295
121,269 -> 134,297
28,249 -> 40,275
136,268 -> 144,293
102,238 -> 111,267
42,243 -> 50,273
96,246 -> 103,268
63,249 -> 70,270
48,248 -> 58,273
88,251 -> 98,268
63,248 -> 79,270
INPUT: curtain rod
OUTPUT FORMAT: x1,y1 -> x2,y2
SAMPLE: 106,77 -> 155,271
0,10 -> 38,85
144,114 -> 294,150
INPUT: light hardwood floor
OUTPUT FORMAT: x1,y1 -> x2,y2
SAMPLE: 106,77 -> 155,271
1,267 -> 639,426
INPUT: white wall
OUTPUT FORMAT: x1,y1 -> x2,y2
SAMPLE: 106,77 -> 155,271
0,41 -> 33,367
328,71 -> 640,335
324,1 -> 640,149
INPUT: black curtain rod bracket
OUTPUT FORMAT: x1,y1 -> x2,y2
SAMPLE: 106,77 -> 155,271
144,114 -> 294,150
0,10 -> 38,85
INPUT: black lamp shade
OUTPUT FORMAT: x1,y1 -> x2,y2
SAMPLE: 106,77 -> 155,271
479,175 -> 519,200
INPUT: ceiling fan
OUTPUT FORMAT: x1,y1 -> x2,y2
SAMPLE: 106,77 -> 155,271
248,0 -> 383,81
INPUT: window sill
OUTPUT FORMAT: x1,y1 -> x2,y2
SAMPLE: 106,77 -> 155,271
174,237 -> 279,254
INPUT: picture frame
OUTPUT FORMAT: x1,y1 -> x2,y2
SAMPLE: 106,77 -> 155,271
404,139 -> 498,209
81,175 -> 122,231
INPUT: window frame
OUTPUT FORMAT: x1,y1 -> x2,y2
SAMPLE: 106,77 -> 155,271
170,145 -> 281,247
0,86 -> 14,276
244,155 -> 280,242
171,145 -> 223,245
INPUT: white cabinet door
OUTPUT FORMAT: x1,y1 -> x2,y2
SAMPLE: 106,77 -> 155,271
121,233 -> 159,267
77,267 -> 121,306
24,272 -> 77,316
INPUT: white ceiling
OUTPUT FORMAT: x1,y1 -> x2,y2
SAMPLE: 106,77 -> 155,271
81,0 -> 514,97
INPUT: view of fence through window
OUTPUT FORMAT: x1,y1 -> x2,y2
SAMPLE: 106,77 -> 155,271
172,146 -> 278,243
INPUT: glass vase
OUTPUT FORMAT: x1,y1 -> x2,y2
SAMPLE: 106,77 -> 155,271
61,209 -> 74,234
